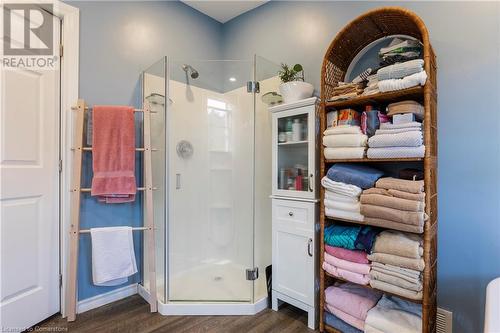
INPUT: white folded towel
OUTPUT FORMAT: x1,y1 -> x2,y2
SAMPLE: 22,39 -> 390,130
375,127 -> 421,135
380,121 -> 422,130
377,59 -> 424,81
323,125 -> 362,135
323,133 -> 368,147
321,176 -> 362,198
324,198 -> 361,213
325,207 -> 364,221
367,146 -> 425,159
324,147 -> 366,160
378,71 -> 427,92
325,190 -> 359,204
91,226 -> 138,286
368,131 -> 423,148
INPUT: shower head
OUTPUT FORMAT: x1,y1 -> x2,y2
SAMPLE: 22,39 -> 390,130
182,64 -> 199,79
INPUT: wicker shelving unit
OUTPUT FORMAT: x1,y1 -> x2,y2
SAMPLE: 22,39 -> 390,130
319,7 -> 437,333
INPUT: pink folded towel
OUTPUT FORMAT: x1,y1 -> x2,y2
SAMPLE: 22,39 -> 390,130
325,282 -> 382,323
325,304 -> 366,330
322,261 -> 370,285
325,245 -> 369,264
91,105 -> 137,203
324,252 -> 370,275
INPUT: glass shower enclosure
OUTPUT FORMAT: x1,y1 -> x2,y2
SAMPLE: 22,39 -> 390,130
142,56 -> 281,310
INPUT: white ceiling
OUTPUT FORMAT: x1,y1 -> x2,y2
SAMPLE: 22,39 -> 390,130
181,1 -> 269,23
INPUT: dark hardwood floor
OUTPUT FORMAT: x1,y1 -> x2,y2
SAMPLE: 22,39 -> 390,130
38,295 -> 316,333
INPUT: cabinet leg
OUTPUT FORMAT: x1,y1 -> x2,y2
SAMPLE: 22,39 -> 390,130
271,294 -> 283,311
307,306 -> 317,330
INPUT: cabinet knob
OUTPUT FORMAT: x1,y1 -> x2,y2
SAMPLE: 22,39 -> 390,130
288,211 -> 294,217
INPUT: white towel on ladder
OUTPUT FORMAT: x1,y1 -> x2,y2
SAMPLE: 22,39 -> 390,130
90,226 -> 138,286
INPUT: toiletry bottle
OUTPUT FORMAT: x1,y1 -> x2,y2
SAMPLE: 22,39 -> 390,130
292,118 -> 302,142
285,118 -> 293,142
295,169 -> 303,191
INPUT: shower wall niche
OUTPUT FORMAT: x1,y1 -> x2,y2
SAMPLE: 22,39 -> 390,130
143,56 -> 281,311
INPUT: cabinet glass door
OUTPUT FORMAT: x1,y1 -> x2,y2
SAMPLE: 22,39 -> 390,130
277,112 -> 309,193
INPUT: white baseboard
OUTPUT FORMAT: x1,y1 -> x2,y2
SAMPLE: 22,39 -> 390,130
77,284 -> 138,314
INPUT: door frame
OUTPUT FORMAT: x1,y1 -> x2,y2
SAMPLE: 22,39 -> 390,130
50,0 -> 79,318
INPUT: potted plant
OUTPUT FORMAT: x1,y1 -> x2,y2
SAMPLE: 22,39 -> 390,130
278,63 -> 314,103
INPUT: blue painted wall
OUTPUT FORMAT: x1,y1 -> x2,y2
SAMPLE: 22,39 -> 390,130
223,2 -> 500,332
70,1 -> 223,301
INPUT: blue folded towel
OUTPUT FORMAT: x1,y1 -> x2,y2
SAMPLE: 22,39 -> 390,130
324,311 -> 363,333
324,224 -> 378,252
326,163 -> 384,189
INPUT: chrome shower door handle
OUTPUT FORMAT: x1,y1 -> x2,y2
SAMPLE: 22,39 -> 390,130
176,173 -> 181,189
307,238 -> 313,257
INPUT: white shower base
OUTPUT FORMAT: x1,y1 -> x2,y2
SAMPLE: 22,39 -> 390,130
138,261 -> 268,315
169,261 -> 251,302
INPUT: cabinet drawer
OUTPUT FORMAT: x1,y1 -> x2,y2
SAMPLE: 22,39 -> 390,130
276,203 -> 308,222
272,198 -> 315,230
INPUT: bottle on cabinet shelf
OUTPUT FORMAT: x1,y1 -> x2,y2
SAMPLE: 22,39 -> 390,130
292,118 -> 302,141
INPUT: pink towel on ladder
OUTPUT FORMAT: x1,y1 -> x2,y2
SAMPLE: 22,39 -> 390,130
91,105 -> 136,203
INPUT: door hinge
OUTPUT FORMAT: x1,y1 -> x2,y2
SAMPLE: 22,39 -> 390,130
246,267 -> 259,281
59,159 -> 62,173
59,44 -> 63,57
246,81 -> 260,93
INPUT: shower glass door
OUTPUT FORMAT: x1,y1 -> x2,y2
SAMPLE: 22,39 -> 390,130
167,60 -> 255,302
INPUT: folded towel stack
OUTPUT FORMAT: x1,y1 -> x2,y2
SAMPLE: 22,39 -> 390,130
328,82 -> 365,101
362,75 -> 379,96
376,59 -> 427,92
367,121 -> 425,158
323,126 -> 368,160
379,38 -> 423,67
367,230 -> 424,300
324,224 -> 379,252
324,311 -> 363,333
323,164 -> 384,220
324,244 -> 371,285
325,282 -> 382,331
365,295 -> 422,333
360,177 -> 426,233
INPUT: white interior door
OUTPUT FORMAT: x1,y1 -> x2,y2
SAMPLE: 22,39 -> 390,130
0,13 -> 61,330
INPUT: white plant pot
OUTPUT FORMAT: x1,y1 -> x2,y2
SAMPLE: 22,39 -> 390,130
279,81 -> 314,103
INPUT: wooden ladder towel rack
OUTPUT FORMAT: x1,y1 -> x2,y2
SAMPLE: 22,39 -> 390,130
66,99 -> 158,321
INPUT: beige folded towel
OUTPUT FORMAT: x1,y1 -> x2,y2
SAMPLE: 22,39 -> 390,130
371,266 -> 421,285
369,279 -> 423,300
363,187 -> 425,202
368,253 -> 425,271
370,270 -> 422,292
361,217 -> 424,234
376,177 -> 424,194
372,230 -> 423,258
371,262 -> 421,280
360,193 -> 424,212
360,204 -> 426,226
